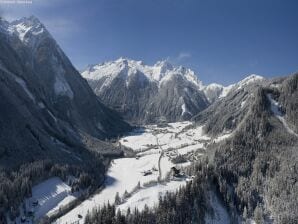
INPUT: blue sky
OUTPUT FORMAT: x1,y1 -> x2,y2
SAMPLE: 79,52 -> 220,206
1,0 -> 298,85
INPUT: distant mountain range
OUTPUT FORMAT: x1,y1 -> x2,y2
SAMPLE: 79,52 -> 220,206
81,58 -> 264,124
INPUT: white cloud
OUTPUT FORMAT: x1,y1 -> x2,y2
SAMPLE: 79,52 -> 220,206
167,52 -> 192,65
177,52 -> 191,60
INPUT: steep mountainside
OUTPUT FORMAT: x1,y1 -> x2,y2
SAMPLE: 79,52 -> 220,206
0,16 -> 130,222
193,74 -> 265,136
202,74 -> 265,104
0,16 -> 130,167
195,73 -> 298,223
82,58 -> 209,124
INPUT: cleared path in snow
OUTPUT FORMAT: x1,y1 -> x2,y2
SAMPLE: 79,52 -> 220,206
155,135 -> 164,181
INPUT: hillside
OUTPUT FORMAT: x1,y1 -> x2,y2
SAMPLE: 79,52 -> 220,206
0,16 -> 130,223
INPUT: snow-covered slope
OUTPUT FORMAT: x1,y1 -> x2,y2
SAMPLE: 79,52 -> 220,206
1,16 -> 130,139
81,56 -> 267,123
236,74 -> 264,89
0,15 -> 130,181
193,74 -> 266,136
8,16 -> 49,49
82,58 -> 209,124
0,15 -> 131,224
82,58 -> 204,88
6,177 -> 78,224
202,74 -> 264,103
267,93 -> 298,137
201,83 -> 223,103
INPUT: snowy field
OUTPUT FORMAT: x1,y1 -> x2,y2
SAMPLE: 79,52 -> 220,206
7,177 -> 78,224
118,180 -> 187,211
54,122 -> 217,224
120,122 -> 210,153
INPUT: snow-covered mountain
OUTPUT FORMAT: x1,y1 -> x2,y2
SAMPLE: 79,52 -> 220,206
81,57 -> 266,124
193,74 -> 266,136
82,58 -> 204,88
82,58 -> 209,124
194,73 -> 298,223
202,74 -> 265,103
0,16 -> 130,168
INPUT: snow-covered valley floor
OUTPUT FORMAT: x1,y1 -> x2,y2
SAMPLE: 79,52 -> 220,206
12,121 -> 232,224
53,121 -> 217,224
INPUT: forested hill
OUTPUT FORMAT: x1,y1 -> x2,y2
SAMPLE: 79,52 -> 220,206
202,73 -> 298,223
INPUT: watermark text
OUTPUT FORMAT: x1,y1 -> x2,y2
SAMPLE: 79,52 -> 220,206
0,0 -> 33,4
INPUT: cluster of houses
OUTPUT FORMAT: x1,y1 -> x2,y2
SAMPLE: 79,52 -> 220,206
141,166 -> 182,178
141,166 -> 158,176
171,167 -> 182,177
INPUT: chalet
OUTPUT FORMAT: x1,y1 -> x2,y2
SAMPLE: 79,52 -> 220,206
32,200 -> 38,206
171,167 -> 181,177
143,170 -> 152,176
152,166 -> 158,171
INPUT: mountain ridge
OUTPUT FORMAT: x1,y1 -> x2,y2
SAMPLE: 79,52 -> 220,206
81,57 -> 266,124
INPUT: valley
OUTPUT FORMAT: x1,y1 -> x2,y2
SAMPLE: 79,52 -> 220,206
54,121 -> 225,224
8,121 -> 232,224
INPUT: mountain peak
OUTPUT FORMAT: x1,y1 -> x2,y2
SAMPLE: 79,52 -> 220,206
81,58 -> 203,88
81,58 -> 208,123
12,15 -> 42,26
10,15 -> 44,32
7,16 -> 48,44
115,57 -> 129,64
242,74 -> 264,82
154,59 -> 173,72
237,74 -> 265,88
